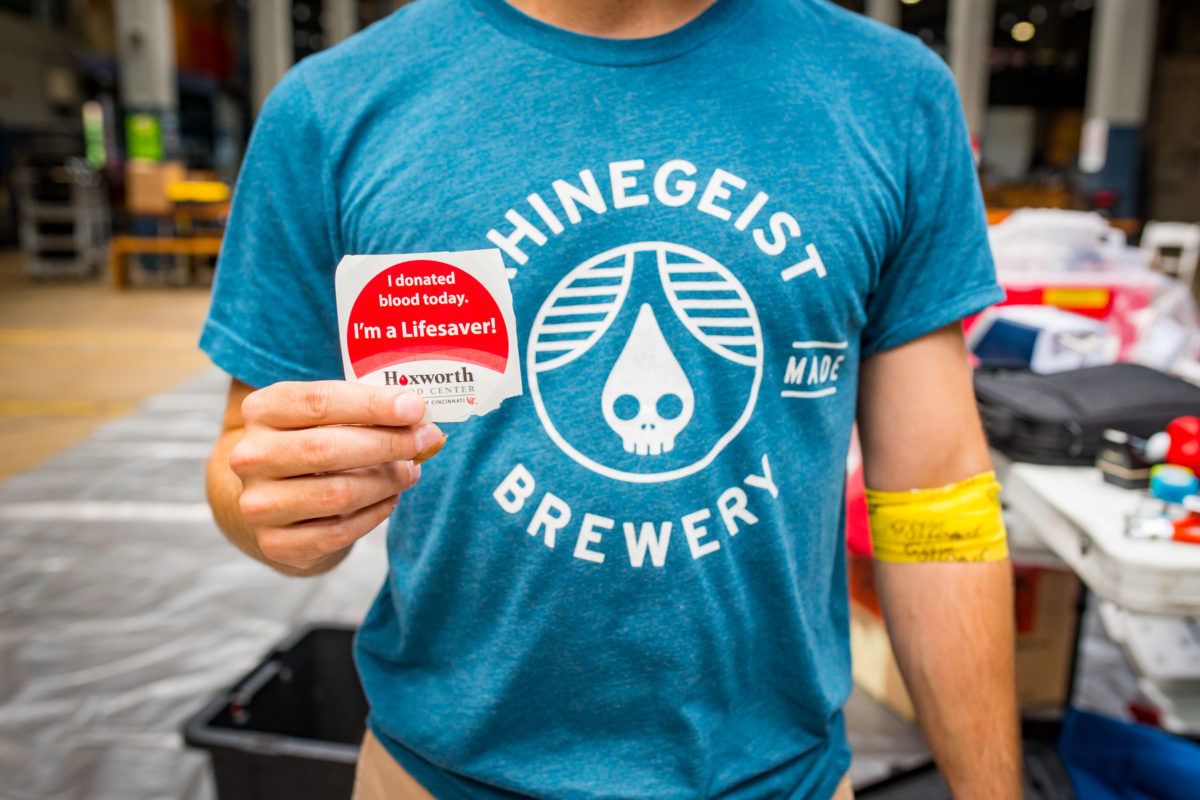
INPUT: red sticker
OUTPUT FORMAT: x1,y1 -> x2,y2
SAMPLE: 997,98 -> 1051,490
346,259 -> 509,379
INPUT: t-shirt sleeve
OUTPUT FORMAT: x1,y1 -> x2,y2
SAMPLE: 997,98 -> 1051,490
199,67 -> 343,389
859,57 -> 1005,357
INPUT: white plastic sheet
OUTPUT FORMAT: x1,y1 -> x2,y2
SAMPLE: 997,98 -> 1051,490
0,371 -> 386,800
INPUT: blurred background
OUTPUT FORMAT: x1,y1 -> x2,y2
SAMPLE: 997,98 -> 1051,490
1,0 -> 1197,478
1,1 -> 1199,799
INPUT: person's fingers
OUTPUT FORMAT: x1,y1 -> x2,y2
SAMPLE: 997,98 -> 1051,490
239,462 -> 419,527
243,381 -> 426,429
255,494 -> 400,571
234,422 -> 443,479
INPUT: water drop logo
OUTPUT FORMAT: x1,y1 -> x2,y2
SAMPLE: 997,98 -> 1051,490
602,304 -> 695,456
528,242 -> 763,483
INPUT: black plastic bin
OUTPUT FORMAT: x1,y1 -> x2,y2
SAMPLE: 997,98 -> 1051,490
184,624 -> 367,800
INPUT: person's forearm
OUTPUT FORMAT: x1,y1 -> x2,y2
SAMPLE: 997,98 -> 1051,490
876,560 -> 1020,799
205,427 -> 350,577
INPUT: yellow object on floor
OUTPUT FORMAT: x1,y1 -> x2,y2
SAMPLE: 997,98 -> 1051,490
166,180 -> 231,204
108,235 -> 223,288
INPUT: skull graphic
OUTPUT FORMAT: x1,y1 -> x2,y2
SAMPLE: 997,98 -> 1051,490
602,304 -> 695,456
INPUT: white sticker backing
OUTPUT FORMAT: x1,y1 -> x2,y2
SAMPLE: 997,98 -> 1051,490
335,249 -> 522,423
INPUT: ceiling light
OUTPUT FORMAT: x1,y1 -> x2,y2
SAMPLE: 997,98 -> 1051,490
1011,21 -> 1036,42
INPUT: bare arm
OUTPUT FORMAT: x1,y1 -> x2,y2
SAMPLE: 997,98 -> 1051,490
857,324 -> 1020,799
205,378 -> 444,577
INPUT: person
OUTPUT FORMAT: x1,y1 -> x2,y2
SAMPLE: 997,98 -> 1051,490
202,0 -> 1020,797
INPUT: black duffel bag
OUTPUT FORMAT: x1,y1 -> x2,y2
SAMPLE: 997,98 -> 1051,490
973,363 -> 1200,465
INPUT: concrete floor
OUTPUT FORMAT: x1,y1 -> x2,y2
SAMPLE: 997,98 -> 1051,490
0,249 -> 213,479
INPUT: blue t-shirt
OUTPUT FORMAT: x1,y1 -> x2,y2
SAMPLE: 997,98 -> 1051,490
201,0 -> 1003,797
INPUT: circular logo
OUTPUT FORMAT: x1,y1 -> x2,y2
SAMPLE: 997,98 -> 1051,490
527,242 -> 763,483
346,259 -> 508,378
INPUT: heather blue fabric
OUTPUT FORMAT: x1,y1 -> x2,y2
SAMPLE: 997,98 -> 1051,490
200,1 -> 1002,797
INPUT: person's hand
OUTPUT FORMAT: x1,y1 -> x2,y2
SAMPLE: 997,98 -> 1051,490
229,381 -> 444,571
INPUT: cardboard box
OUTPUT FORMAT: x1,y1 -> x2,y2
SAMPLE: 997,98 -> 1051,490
849,553 -> 1080,720
125,160 -> 185,216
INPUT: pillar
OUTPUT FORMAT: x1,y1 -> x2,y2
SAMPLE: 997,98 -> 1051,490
947,0 -> 994,149
1080,0 -> 1158,218
115,0 -> 178,160
325,0 -> 358,45
866,0 -> 900,27
250,0 -> 294,113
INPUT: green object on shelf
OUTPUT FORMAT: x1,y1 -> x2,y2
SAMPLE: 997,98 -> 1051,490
125,113 -> 162,162
83,101 -> 106,168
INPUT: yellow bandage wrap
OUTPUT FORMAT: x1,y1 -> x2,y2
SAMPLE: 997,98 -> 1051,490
865,471 -> 1009,563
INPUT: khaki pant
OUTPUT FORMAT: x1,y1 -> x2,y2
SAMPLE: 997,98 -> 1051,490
352,731 -> 436,800
352,730 -> 855,800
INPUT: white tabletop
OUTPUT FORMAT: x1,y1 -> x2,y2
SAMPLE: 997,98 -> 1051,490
1000,459 -> 1200,615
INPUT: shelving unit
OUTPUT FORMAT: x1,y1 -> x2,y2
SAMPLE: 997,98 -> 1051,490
14,158 -> 109,279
